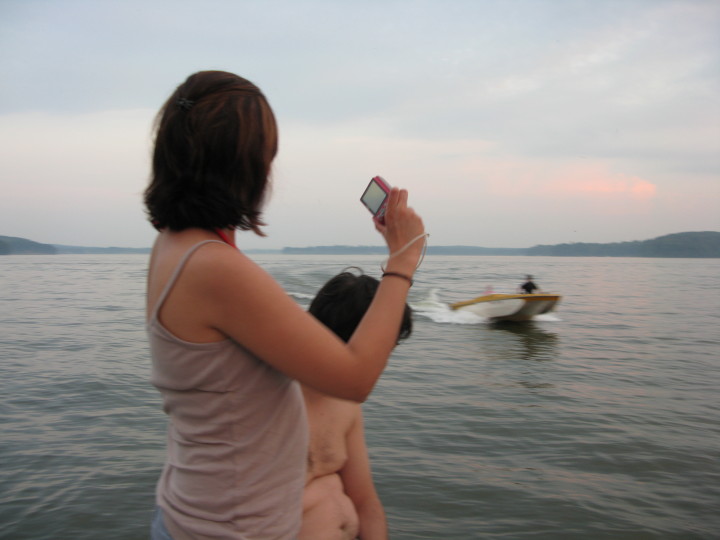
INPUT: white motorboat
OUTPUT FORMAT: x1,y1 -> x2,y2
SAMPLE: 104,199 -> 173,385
450,293 -> 561,322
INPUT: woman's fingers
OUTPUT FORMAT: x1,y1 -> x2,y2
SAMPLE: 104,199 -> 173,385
385,188 -> 407,221
378,187 -> 425,265
394,188 -> 408,210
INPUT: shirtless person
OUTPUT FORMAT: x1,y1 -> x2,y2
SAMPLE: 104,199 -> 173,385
520,275 -> 539,294
300,270 -> 413,540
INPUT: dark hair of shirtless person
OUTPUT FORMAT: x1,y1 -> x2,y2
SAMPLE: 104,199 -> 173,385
300,269 -> 413,540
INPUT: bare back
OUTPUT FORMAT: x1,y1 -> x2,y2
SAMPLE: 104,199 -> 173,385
300,388 -> 361,540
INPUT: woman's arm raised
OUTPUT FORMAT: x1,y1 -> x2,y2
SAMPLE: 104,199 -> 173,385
204,188 -> 424,402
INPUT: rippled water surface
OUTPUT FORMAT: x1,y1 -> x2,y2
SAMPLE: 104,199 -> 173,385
1,254 -> 719,539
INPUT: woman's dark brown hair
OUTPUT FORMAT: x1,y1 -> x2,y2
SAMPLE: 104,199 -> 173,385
144,71 -> 277,235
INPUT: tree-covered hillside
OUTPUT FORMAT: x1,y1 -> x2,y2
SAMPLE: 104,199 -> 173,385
282,232 -> 720,257
2,231 -> 719,257
0,236 -> 57,255
525,231 -> 720,258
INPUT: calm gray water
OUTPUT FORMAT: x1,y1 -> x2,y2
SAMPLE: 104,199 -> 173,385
1,254 -> 719,539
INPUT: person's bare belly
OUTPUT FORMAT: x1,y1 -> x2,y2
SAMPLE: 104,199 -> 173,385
299,473 -> 359,540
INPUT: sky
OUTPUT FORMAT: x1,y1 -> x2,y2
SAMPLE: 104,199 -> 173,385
0,0 -> 718,249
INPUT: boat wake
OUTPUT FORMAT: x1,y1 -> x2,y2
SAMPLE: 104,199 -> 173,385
533,313 -> 562,322
410,289 -> 485,325
288,291 -> 314,310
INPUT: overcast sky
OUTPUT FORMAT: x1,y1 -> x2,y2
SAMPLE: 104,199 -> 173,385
1,0 -> 718,249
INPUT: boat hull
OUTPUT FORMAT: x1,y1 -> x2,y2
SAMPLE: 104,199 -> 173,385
450,294 -> 561,322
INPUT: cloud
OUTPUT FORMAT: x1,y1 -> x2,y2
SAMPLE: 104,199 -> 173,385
0,109 -> 155,246
547,168 -> 657,200
458,158 -> 659,214
0,0 -> 717,248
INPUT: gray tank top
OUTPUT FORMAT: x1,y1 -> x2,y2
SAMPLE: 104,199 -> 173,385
148,240 -> 308,539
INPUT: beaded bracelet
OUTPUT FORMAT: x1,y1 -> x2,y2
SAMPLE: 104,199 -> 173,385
382,271 -> 414,286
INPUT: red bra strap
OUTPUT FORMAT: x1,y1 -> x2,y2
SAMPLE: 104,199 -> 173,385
214,228 -> 236,248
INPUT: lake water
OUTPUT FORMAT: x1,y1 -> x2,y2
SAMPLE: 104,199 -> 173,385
1,254 -> 719,539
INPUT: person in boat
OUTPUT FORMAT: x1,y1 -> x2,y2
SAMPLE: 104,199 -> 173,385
520,275 -> 539,294
145,70 -> 425,540
300,269 -> 412,540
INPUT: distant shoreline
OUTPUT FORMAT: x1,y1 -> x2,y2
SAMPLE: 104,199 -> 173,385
1,231 -> 719,258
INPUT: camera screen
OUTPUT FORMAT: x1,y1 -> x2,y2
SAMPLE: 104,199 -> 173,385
361,181 -> 387,213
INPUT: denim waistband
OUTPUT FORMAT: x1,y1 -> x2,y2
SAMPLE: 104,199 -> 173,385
151,507 -> 174,540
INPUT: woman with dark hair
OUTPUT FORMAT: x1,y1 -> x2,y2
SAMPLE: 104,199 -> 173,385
145,71 -> 425,540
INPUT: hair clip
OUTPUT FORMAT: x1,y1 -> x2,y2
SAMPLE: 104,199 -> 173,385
176,97 -> 195,111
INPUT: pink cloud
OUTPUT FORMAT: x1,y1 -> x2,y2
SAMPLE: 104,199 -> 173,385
543,164 -> 659,217
463,159 -> 660,220
630,180 -> 657,197
479,160 -> 657,202
549,171 -> 657,199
